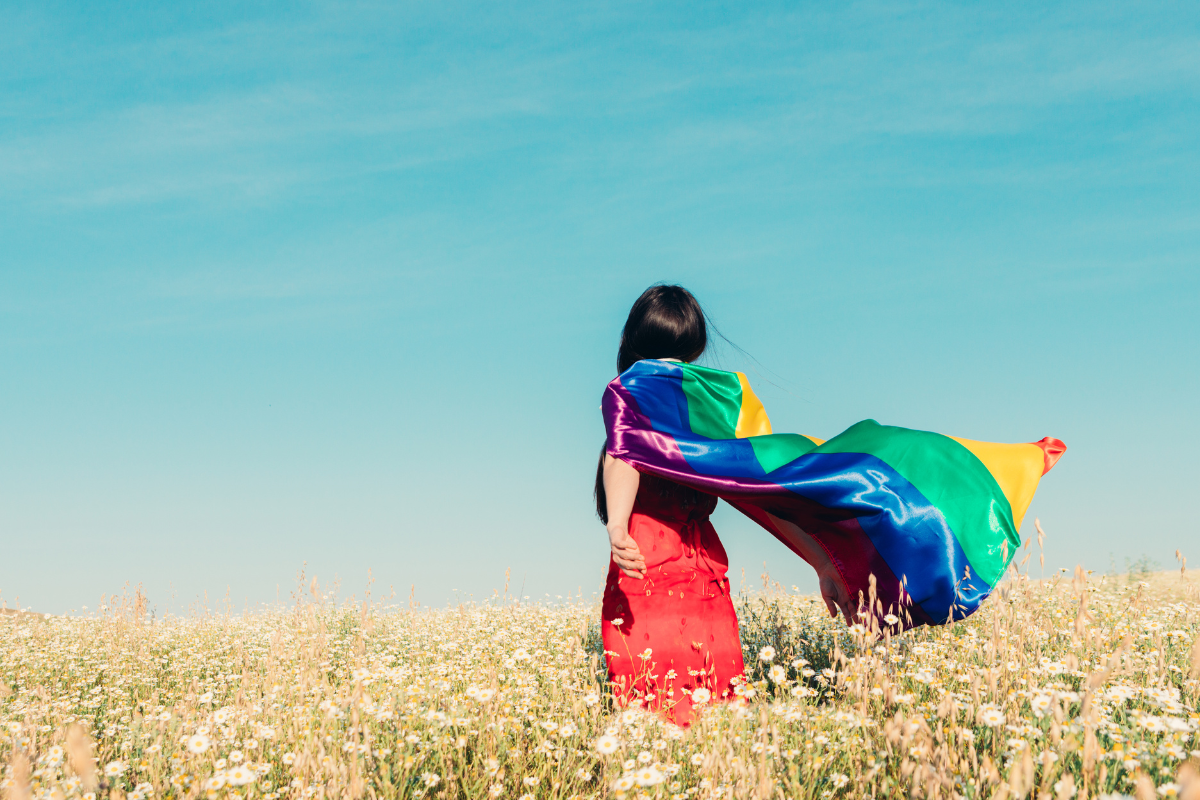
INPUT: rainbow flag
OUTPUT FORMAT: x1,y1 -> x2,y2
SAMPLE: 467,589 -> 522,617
603,359 -> 1065,628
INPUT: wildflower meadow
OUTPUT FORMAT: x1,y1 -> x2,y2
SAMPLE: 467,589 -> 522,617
3,541 -> 1199,800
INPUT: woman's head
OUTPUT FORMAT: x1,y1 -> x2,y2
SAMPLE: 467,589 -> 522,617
616,284 -> 707,374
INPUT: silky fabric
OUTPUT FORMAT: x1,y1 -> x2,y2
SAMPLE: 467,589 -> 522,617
604,359 -> 1065,628
601,476 -> 745,727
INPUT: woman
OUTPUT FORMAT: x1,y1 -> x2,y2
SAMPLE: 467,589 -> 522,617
595,285 -> 852,726
595,285 -> 738,726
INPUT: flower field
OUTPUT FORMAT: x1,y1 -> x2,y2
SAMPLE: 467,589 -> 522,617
2,560 -> 1199,800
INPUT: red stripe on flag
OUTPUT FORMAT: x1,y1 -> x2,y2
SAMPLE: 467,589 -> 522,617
1031,437 -> 1067,475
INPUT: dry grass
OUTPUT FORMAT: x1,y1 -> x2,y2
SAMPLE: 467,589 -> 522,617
2,560 -> 1198,800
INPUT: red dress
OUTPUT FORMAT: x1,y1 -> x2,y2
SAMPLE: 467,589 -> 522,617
601,475 -> 746,726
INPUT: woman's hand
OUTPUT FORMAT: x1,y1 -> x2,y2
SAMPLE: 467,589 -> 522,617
608,524 -> 646,579
602,455 -> 643,578
819,567 -> 854,624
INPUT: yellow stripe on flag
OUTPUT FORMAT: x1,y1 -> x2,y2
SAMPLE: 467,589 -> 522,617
734,372 -> 773,438
948,437 -> 1046,531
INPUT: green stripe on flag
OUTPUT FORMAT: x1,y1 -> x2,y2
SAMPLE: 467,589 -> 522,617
749,434 -> 821,474
680,365 -> 742,440
816,420 -> 1018,586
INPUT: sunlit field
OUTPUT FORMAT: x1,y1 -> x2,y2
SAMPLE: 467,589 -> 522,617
3,553 -> 1199,800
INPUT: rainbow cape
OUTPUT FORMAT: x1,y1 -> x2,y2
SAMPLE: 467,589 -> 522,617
603,359 -> 1065,628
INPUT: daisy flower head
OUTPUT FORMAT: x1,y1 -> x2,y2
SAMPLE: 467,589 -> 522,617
613,775 -> 635,792
1053,778 -> 1078,798
595,735 -> 620,755
759,646 -> 776,663
186,734 -> 211,754
635,766 -> 665,787
979,706 -> 1006,728
226,766 -> 255,787
691,688 -> 711,705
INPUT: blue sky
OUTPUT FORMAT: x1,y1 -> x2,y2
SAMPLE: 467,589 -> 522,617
2,1 -> 1198,615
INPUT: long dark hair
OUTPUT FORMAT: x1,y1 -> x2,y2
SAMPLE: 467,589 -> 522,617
595,285 -> 708,523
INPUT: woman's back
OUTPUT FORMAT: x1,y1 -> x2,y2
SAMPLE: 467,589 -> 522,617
633,473 -> 716,522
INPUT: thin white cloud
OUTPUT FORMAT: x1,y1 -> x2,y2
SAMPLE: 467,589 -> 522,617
0,0 -> 1196,213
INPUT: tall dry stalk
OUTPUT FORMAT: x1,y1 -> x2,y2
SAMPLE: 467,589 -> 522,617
0,568 -> 1197,799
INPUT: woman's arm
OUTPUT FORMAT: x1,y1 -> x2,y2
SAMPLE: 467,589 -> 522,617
603,454 -> 646,579
765,511 -> 854,624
